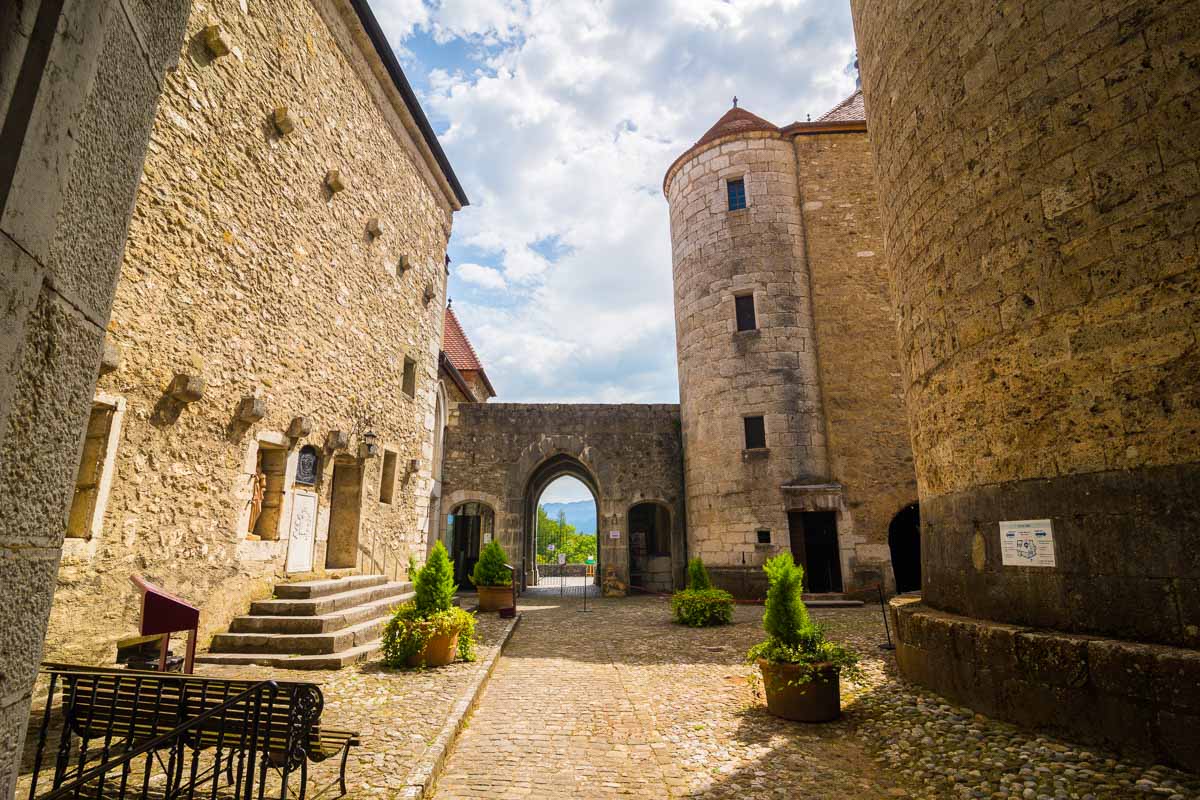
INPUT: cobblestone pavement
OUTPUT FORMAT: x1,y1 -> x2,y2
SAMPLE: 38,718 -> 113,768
431,596 -> 1200,800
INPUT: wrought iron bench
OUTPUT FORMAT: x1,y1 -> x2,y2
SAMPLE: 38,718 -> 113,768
28,664 -> 360,800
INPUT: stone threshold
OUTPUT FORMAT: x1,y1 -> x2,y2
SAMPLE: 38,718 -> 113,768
398,613 -> 522,799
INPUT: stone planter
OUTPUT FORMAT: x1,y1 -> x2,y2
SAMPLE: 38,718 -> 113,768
757,659 -> 840,722
406,632 -> 459,667
477,585 -> 512,612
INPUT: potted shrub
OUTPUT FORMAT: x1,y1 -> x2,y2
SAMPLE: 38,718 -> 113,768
747,553 -> 859,722
381,542 -> 476,668
671,557 -> 734,627
471,539 -> 513,612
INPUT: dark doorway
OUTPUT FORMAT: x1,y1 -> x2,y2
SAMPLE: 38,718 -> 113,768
326,459 -> 363,569
627,502 -> 672,592
787,511 -> 843,593
448,502 -> 493,588
889,502 -> 921,593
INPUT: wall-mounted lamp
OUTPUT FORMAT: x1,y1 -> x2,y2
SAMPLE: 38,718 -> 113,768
358,430 -> 379,459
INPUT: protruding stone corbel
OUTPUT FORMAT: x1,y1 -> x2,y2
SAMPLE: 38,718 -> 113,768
168,373 -> 205,403
397,254 -> 410,273
99,340 -> 121,375
325,430 -> 349,453
236,396 -> 267,424
366,217 -> 382,239
202,25 -> 231,58
325,169 -> 346,194
272,106 -> 295,136
287,416 -> 312,439
423,282 -> 436,305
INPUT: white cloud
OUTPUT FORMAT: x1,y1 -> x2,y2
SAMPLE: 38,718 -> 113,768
377,0 -> 858,402
456,262 -> 508,290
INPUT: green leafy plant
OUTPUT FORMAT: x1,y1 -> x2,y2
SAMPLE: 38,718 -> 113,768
671,588 -> 734,627
746,553 -> 860,682
381,542 -> 477,667
686,557 -> 712,590
471,540 -> 512,587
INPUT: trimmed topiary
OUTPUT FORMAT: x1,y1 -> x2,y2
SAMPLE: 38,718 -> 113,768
381,542 -> 476,667
471,539 -> 512,587
686,556 -> 713,590
414,541 -> 455,616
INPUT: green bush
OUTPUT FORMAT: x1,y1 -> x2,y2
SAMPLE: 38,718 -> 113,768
686,557 -> 712,590
471,540 -> 511,587
671,588 -> 734,627
746,553 -> 860,682
414,541 -> 455,616
381,542 -> 477,668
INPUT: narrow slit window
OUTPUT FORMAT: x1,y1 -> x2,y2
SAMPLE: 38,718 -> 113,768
402,357 -> 417,397
744,415 -> 766,449
379,450 -> 397,504
735,294 -> 757,331
727,178 -> 747,211
67,403 -> 117,539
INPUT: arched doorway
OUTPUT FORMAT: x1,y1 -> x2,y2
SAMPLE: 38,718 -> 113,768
523,454 -> 600,590
888,502 -> 921,593
627,502 -> 672,592
447,501 -> 495,588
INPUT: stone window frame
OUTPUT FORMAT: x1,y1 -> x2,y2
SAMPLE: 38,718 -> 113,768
236,431 -> 300,555
720,172 -> 751,213
61,393 -> 126,562
742,413 -> 768,452
379,448 -> 399,504
731,289 -> 762,335
402,355 -> 417,398
755,528 -> 772,546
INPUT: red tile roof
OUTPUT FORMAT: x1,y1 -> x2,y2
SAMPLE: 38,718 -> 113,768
693,106 -> 780,149
817,90 -> 865,123
443,305 -> 484,371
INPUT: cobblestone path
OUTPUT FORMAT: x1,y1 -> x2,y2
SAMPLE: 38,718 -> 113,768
431,596 -> 904,799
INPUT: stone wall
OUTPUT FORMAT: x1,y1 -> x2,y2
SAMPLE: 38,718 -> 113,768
43,0 -> 458,665
439,403 -> 686,591
0,0 -> 193,792
852,0 -> 1199,646
793,130 -> 918,590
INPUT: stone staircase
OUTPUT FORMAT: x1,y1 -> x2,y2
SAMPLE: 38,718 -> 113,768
196,574 -> 412,670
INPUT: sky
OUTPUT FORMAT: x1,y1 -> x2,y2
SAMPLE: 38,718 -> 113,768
373,0 -> 859,402
538,475 -> 594,504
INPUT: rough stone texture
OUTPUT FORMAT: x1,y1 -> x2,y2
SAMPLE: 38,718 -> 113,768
664,118 -> 914,595
851,0 -> 1199,643
889,599 -> 1200,772
0,0 -> 192,793
42,0 -> 460,667
439,403 -> 686,591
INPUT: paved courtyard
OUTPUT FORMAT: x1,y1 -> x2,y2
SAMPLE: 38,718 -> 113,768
432,596 -> 1200,800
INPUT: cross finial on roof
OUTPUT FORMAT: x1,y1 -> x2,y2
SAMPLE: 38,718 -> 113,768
807,113 -> 812,122
447,297 -> 452,309
732,95 -> 738,108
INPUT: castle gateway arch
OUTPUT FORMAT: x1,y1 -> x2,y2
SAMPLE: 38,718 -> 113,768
438,404 -> 687,593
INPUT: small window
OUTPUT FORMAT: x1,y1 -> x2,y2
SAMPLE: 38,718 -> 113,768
379,450 -> 398,504
402,357 -> 417,397
67,403 -> 117,539
734,294 -> 757,331
744,415 -> 766,449
727,178 -> 747,211
756,529 -> 771,545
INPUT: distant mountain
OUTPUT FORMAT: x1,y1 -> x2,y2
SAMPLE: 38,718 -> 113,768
539,500 -> 596,534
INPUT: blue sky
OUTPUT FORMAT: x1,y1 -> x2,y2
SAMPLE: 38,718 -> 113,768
372,0 -> 859,402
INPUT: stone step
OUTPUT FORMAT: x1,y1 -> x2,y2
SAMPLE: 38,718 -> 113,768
208,613 -> 391,655
196,640 -> 382,671
272,573 -> 387,600
804,598 -> 865,608
248,581 -> 412,617
229,591 -> 413,634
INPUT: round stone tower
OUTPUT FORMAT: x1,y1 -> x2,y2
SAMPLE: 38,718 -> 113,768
664,106 -> 831,591
852,0 -> 1200,766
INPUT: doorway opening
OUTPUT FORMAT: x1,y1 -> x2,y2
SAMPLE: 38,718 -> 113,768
447,502 -> 494,588
248,444 -> 288,540
889,502 -> 921,593
627,502 -> 671,592
787,511 -> 843,593
325,458 -> 363,569
533,474 -> 598,592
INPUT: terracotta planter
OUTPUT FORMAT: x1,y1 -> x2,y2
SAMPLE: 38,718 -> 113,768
476,585 -> 512,612
406,632 -> 459,667
757,659 -> 841,722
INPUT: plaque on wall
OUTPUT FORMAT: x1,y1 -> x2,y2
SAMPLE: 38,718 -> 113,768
295,445 -> 320,485
999,519 -> 1056,567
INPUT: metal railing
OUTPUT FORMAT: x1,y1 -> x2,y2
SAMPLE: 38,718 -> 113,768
356,536 -> 407,583
27,667 -> 322,800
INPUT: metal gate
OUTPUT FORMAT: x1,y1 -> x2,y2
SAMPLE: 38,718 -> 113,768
531,509 -> 598,600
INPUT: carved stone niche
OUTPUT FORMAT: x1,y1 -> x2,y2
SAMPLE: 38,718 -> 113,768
325,430 -> 350,453
287,416 -> 312,439
168,374 -> 205,403
236,396 -> 267,424
272,106 -> 295,136
202,25 -> 231,58
325,169 -> 346,194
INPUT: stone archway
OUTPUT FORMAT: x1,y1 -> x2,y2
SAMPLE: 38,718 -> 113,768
522,453 -> 602,589
888,502 -> 921,594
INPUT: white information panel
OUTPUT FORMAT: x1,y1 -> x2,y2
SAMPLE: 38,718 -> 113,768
999,519 -> 1056,567
557,553 -> 566,565
608,530 -> 620,539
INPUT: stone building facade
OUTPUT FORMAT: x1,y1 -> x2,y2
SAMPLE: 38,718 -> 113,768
662,96 -> 916,597
43,0 -> 467,665
852,0 -> 1199,769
